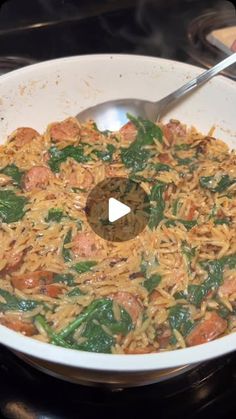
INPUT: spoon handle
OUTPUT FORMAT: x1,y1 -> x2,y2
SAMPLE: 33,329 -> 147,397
157,52 -> 236,112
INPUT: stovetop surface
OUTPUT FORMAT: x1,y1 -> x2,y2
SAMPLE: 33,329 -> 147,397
0,345 -> 236,419
0,0 -> 230,68
0,1 -> 235,418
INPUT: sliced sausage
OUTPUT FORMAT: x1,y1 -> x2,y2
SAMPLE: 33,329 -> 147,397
72,232 -> 98,258
4,251 -> 24,273
158,153 -> 171,164
9,127 -> 39,148
163,120 -> 187,144
119,121 -> 137,142
187,203 -> 197,221
23,166 -> 53,191
149,290 -> 162,303
219,277 -> 236,296
158,328 -> 172,348
0,317 -> 36,336
164,190 -> 170,201
110,291 -> 143,323
186,311 -> 227,347
11,271 -> 54,290
67,166 -> 94,190
50,118 -> 80,142
162,125 -> 173,144
39,283 -> 63,298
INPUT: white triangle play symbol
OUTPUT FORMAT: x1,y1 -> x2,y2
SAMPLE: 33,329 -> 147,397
108,197 -> 131,223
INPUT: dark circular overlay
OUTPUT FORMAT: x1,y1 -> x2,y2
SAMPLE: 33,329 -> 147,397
86,177 -> 150,242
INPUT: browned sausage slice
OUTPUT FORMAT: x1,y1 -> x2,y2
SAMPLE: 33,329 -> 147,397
9,127 -> 40,148
110,291 -> 143,323
23,166 -> 53,191
119,121 -> 137,142
39,283 -> 63,298
186,311 -> 227,347
158,153 -> 172,164
67,166 -> 94,190
0,317 -> 36,336
163,120 -> 187,143
4,251 -> 24,273
50,118 -> 80,142
219,277 -> 236,296
11,271 -> 54,290
72,232 -> 98,258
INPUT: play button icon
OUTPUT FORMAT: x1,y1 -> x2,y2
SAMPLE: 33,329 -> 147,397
86,177 -> 150,242
108,198 -> 131,222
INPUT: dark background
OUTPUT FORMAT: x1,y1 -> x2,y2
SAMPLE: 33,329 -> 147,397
0,0 -> 234,65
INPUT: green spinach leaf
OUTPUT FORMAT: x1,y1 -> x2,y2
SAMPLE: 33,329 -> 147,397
165,219 -> 197,230
73,261 -> 97,274
220,253 -> 236,269
187,256 -> 233,306
208,203 -> 218,220
129,174 -> 153,183
214,217 -> 231,225
53,273 -> 75,286
67,287 -> 84,297
0,289 -> 39,312
59,298 -> 132,338
54,298 -> 133,353
175,157 -> 195,166
0,190 -> 27,223
181,241 -> 196,261
174,290 -> 187,300
48,145 -> 90,172
75,320 -> 114,353
94,144 -> 116,162
143,274 -> 161,293
199,174 -> 236,193
35,315 -> 72,348
128,114 -> 163,145
152,162 -> 171,172
174,144 -> 192,151
45,208 -> 65,223
172,199 -> 181,216
188,252 -> 236,306
217,304 -> 231,319
148,183 -> 166,230
121,114 -> 163,172
121,146 -> 151,172
168,304 -> 194,336
187,284 -> 208,307
62,229 -> 72,263
0,164 -> 24,187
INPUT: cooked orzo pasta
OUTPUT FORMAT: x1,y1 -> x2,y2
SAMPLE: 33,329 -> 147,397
0,115 -> 235,354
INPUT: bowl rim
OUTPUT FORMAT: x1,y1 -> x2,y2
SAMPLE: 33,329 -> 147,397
0,53 -> 236,371
0,52 -> 235,88
1,324 -> 236,371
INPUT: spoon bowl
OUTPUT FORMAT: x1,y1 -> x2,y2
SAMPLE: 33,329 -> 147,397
76,53 -> 236,131
76,98 -> 157,131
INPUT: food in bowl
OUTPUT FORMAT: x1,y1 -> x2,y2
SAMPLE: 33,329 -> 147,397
0,115 -> 235,354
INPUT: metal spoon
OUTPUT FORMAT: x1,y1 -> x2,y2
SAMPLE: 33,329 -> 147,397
76,53 -> 236,131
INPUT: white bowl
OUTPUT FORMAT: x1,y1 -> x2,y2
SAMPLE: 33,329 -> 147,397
0,54 -> 236,386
